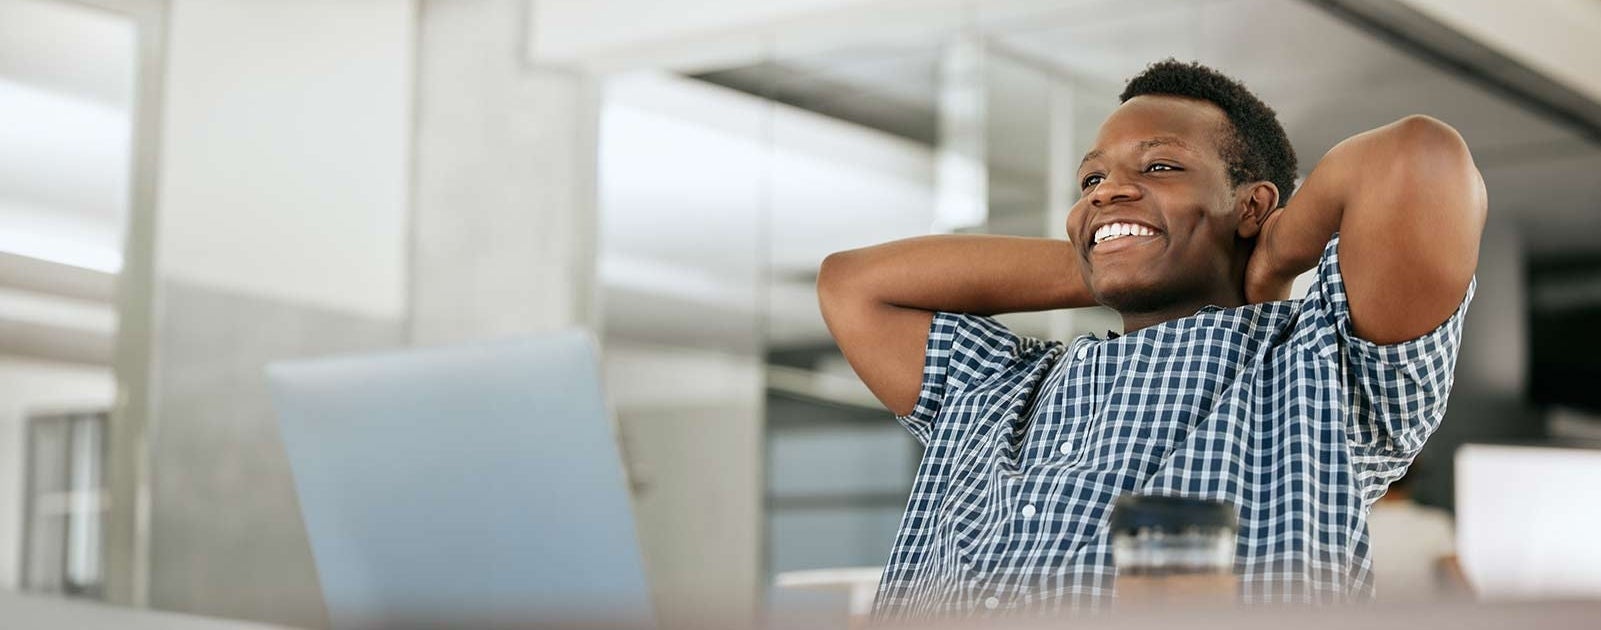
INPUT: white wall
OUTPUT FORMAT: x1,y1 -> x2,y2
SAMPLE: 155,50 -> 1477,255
0,0 -> 134,273
156,0 -> 414,319
0,356 -> 115,591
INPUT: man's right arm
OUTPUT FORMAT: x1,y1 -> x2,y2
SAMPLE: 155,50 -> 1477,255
816,235 -> 1096,416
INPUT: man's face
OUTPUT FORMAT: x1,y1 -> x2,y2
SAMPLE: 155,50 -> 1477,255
1066,95 -> 1248,313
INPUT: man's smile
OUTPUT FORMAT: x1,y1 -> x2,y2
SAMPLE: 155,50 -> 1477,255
1090,224 -> 1163,256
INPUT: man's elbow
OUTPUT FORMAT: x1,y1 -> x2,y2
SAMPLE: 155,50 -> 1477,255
1386,113 -> 1467,149
817,249 -> 865,306
1389,115 -> 1473,167
1388,115 -> 1489,219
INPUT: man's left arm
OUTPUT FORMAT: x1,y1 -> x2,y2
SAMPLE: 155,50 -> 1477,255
1247,115 -> 1487,344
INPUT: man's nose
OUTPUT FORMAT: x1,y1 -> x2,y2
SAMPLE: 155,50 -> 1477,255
1089,176 -> 1141,207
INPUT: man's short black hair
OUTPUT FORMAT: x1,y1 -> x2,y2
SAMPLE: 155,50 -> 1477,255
1120,59 -> 1298,207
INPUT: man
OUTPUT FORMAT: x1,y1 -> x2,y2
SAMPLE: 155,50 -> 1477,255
817,60 -> 1485,620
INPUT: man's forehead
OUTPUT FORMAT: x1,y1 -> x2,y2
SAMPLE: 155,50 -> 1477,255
1080,135 -> 1198,167
1081,97 -> 1229,166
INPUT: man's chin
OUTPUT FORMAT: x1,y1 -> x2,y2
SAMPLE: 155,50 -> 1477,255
1091,278 -> 1170,313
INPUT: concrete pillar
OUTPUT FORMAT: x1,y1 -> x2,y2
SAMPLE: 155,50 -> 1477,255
409,0 -> 599,345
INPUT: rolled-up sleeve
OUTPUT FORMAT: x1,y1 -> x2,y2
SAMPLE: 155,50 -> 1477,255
1299,233 -> 1476,457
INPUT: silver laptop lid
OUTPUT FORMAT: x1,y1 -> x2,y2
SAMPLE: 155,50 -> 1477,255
268,331 -> 654,629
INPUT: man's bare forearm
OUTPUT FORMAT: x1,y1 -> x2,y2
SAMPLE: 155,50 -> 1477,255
819,234 -> 1097,315
818,234 -> 1092,414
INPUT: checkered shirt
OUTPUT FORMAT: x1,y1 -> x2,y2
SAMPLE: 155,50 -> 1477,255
872,233 -> 1476,621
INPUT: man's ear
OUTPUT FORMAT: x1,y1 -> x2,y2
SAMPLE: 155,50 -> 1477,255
1235,181 -> 1280,239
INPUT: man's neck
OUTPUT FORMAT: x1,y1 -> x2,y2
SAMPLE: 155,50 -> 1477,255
1117,286 -> 1246,334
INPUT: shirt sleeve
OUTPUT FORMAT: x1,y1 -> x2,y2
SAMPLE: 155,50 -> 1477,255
894,311 -> 1059,445
1298,233 -> 1476,457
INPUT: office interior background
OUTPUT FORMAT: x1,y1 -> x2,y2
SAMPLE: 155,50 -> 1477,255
2,0 -> 1601,627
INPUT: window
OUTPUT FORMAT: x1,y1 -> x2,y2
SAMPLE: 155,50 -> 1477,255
21,409 -> 108,598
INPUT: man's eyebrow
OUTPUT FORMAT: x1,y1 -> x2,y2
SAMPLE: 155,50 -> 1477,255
1078,136 -> 1193,169
1138,136 -> 1193,152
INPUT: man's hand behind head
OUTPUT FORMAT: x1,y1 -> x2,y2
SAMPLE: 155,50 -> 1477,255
1245,206 -> 1298,303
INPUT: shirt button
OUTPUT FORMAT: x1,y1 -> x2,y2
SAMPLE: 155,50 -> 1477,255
1058,442 -> 1072,456
984,596 -> 1000,610
1075,345 -> 1089,361
1021,504 -> 1037,518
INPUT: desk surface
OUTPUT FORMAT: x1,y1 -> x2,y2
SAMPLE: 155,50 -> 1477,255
0,591 -> 290,630
874,600 -> 1601,630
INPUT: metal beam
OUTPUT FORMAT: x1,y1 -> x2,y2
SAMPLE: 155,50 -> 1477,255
1307,0 -> 1601,144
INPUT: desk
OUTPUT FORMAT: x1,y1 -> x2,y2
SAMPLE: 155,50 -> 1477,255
0,591 -> 290,629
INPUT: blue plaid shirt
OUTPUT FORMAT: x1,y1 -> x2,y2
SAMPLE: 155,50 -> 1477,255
873,233 -> 1475,620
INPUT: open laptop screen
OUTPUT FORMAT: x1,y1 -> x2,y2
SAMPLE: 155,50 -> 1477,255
268,331 -> 654,629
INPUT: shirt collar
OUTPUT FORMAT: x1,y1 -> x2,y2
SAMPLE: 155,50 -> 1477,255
1104,304 -> 1224,340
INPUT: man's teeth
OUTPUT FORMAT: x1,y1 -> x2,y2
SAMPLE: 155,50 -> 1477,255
1093,222 -> 1158,245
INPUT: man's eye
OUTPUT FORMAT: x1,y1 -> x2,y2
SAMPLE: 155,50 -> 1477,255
1147,163 -> 1179,172
1080,174 -> 1104,190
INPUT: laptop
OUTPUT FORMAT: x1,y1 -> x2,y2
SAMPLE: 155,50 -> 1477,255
267,331 -> 655,629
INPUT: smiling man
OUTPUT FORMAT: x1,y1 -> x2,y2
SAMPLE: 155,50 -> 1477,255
817,60 -> 1485,620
